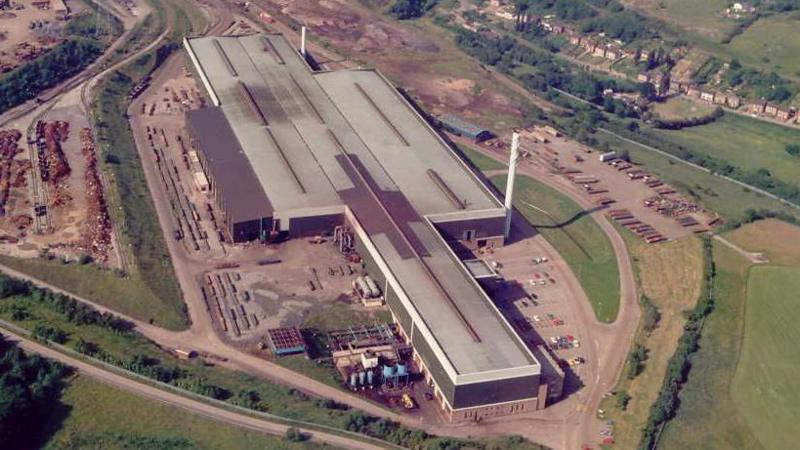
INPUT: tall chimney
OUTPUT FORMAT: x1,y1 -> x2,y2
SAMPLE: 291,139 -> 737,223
504,132 -> 520,240
300,26 -> 307,57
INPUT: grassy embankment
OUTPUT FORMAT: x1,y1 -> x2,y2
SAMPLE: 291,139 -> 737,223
657,219 -> 800,449
597,232 -> 704,449
723,14 -> 800,81
0,0 -> 202,330
651,113 -> 800,188
44,376 -> 327,450
490,174 -> 620,322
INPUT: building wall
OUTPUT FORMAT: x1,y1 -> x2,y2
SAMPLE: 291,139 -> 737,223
288,213 -> 344,238
450,397 -> 540,422
232,217 -> 272,242
451,373 -> 540,409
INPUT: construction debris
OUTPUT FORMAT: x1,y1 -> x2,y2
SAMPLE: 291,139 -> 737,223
78,128 -> 112,261
0,129 -> 26,215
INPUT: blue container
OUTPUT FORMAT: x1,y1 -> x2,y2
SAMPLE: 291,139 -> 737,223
396,363 -> 408,377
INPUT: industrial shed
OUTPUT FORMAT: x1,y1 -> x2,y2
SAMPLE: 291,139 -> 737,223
437,114 -> 493,142
184,33 -> 544,422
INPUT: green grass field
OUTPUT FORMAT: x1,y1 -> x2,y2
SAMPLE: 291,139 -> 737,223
0,255 -> 186,330
490,175 -> 620,322
44,376 -> 326,450
652,96 -> 715,121
623,0 -> 734,42
455,144 -> 508,171
726,15 -> 800,80
651,113 -> 800,187
659,220 -> 800,448
596,130 -> 799,222
657,242 -> 762,449
731,265 -> 800,450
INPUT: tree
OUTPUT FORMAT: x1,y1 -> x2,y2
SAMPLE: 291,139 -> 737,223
786,144 -> 800,157
616,390 -> 631,410
284,427 -> 307,442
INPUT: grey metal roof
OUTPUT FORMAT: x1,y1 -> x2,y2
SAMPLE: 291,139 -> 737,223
438,113 -> 490,138
184,34 -> 539,382
185,107 -> 273,223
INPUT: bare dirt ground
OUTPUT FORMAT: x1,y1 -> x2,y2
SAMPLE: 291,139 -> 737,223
250,0 -> 531,129
0,0 -> 73,72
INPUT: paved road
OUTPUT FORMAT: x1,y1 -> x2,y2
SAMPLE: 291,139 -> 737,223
0,328 -> 386,450
458,137 -> 640,449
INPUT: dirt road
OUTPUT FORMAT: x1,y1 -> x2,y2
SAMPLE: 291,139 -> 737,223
0,328 -> 389,450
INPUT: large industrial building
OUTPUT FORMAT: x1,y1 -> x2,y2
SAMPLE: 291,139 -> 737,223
183,33 -> 554,421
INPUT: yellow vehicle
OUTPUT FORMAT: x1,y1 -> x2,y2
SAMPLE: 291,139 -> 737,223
401,393 -> 416,410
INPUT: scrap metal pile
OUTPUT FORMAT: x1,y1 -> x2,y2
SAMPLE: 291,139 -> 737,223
643,195 -> 700,218
0,129 -> 29,216
36,120 -> 71,207
79,128 -> 112,261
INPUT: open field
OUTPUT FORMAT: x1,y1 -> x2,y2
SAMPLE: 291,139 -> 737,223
732,265 -> 800,450
659,219 -> 800,449
599,234 -> 703,448
726,15 -> 800,81
651,96 -> 715,121
725,218 -> 800,264
490,174 -> 620,322
622,0 -> 734,42
651,113 -> 800,187
595,131 -> 800,222
44,376 -> 326,450
657,241 -> 761,449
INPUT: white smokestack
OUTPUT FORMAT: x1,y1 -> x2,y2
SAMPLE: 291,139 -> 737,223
504,132 -> 520,240
300,26 -> 306,57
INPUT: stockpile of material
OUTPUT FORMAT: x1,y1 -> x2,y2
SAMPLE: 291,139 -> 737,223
0,129 -> 25,215
79,128 -> 111,261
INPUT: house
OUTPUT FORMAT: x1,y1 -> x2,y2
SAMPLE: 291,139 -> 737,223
651,72 -> 670,96
582,39 -> 598,53
623,48 -> 639,60
724,94 -> 741,109
747,100 -> 767,114
776,107 -> 794,121
592,45 -> 606,57
605,46 -> 620,60
686,86 -> 701,98
569,34 -> 582,46
764,103 -> 779,116
700,91 -> 715,103
637,73 -> 650,83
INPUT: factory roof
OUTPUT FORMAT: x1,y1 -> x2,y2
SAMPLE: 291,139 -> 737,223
184,34 -> 538,383
438,114 -> 492,140
185,107 -> 273,223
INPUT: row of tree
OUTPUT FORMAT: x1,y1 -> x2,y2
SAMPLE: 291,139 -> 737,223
638,237 -> 716,449
0,39 -> 103,114
653,106 -> 724,130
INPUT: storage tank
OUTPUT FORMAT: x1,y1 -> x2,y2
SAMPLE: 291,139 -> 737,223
382,364 -> 396,380
364,275 -> 381,298
366,369 -> 374,385
350,372 -> 358,388
358,371 -> 366,386
396,363 -> 408,377
355,277 -> 371,298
